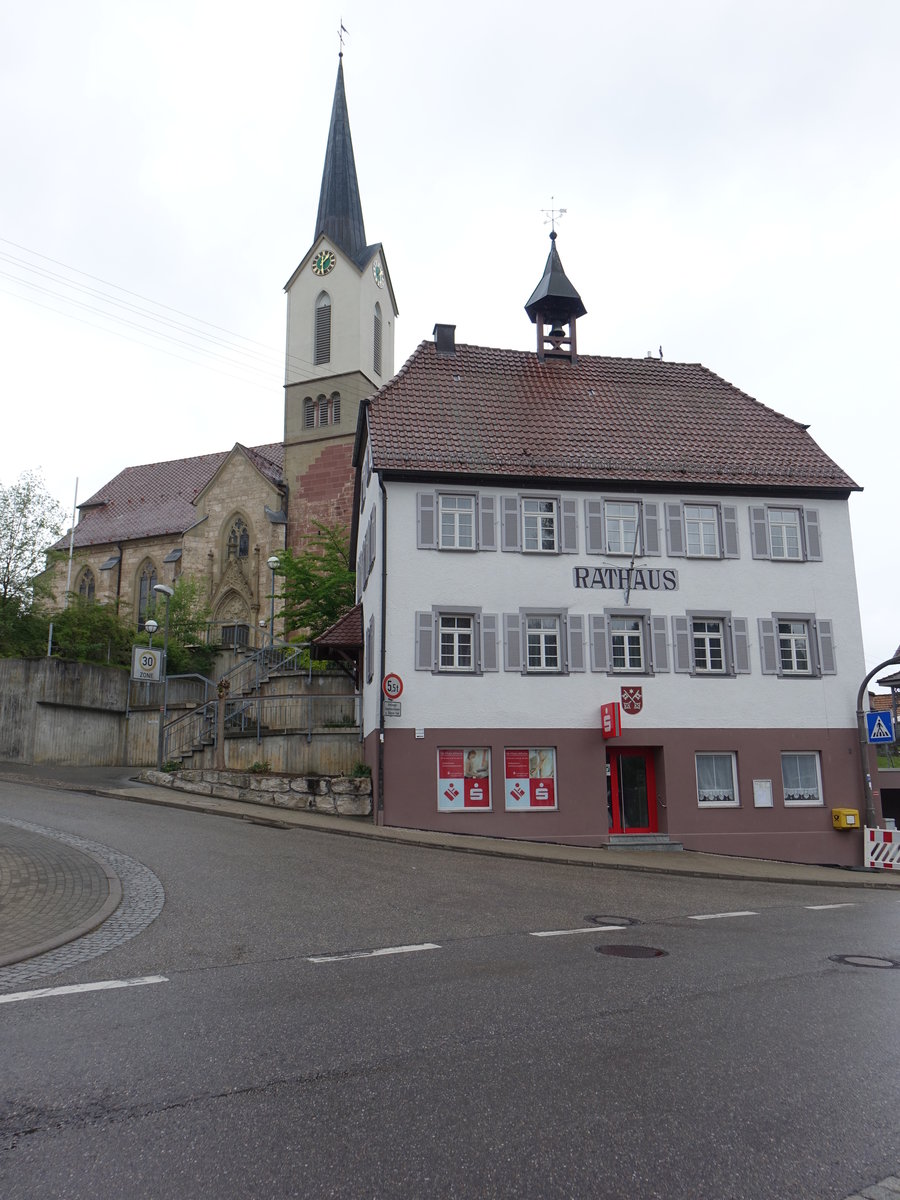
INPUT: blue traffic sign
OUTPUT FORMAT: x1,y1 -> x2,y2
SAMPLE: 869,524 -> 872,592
866,711 -> 895,743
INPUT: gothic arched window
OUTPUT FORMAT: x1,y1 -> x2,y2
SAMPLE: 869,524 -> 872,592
78,568 -> 96,602
314,292 -> 331,365
226,516 -> 250,559
137,562 -> 157,629
373,302 -> 383,376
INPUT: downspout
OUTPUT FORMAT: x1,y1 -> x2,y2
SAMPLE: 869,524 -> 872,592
376,475 -> 388,824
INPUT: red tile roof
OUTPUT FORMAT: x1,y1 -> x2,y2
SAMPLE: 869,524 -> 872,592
367,342 -> 858,492
57,443 -> 284,549
314,603 -> 363,649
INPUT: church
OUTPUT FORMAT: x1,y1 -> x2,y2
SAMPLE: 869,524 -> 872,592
47,57 -> 397,642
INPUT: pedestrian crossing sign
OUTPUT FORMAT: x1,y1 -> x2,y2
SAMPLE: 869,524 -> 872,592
866,711 -> 895,743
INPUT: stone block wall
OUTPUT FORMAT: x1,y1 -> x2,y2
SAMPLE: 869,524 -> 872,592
140,767 -> 372,817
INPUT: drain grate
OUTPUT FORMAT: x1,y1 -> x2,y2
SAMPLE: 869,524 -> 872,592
829,954 -> 900,970
585,914 -> 642,927
597,944 -> 667,959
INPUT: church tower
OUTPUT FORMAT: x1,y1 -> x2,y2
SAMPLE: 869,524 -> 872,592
283,57 -> 398,549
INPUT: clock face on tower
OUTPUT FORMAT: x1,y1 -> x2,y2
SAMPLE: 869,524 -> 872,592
373,261 -> 385,288
312,249 -> 336,277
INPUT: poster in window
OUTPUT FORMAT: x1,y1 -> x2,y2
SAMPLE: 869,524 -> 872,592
505,747 -> 558,810
437,747 -> 491,812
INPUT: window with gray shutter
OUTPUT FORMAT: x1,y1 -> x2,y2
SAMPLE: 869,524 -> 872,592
366,508 -> 376,579
415,612 -> 434,670
373,303 -> 383,376
479,495 -> 497,550
651,616 -> 669,672
503,613 -> 522,671
732,618 -> 751,673
758,618 -> 778,673
589,614 -> 607,671
584,499 -> 604,554
481,613 -> 499,671
749,507 -> 770,558
665,503 -> 685,556
803,509 -> 822,561
561,499 -> 578,553
332,393 -> 341,424
501,497 -> 520,552
816,619 -> 836,674
366,615 -> 375,683
314,293 -> 331,365
672,616 -> 691,672
567,613 -> 585,671
304,398 -> 315,428
643,503 -> 661,556
416,493 -> 436,548
721,506 -> 740,557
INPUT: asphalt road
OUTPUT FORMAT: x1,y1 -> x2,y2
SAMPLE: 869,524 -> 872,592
1,782 -> 898,1200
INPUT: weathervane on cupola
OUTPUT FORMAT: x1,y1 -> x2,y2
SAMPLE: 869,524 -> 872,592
525,202 -> 586,363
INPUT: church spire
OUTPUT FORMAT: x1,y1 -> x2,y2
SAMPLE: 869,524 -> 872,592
524,230 -> 586,363
314,58 -> 367,263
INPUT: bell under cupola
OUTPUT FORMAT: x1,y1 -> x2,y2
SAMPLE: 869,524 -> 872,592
524,230 -> 586,363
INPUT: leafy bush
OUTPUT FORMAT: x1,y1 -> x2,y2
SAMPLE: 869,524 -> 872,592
350,761 -> 372,778
248,760 -> 271,774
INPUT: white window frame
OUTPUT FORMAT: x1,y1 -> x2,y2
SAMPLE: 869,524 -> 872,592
522,497 -> 558,553
778,619 -> 812,675
683,504 -> 720,557
692,617 -> 726,674
609,615 -> 645,672
438,494 -> 476,551
525,614 -> 561,672
695,753 -> 739,807
604,500 -> 640,556
781,752 -> 824,806
438,613 -> 475,672
768,508 -> 803,560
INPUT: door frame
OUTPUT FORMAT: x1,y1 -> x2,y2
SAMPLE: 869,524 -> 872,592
608,747 -> 658,835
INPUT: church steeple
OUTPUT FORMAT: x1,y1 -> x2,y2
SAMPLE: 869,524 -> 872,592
525,231 -> 586,363
314,58 -> 367,264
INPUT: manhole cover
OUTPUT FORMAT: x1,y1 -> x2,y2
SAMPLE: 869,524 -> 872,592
597,944 -> 667,959
829,954 -> 900,970
585,915 -> 642,927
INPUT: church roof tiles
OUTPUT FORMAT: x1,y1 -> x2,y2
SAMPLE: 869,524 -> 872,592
366,341 -> 858,493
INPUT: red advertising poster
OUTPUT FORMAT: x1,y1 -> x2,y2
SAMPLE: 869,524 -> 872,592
504,747 -> 557,810
437,748 -> 491,812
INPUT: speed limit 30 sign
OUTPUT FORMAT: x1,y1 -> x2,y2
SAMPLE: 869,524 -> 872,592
382,673 -> 403,700
132,646 -> 163,682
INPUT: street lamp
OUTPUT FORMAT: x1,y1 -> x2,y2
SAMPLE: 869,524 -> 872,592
144,618 -> 158,648
267,556 -> 279,650
152,584 -> 175,770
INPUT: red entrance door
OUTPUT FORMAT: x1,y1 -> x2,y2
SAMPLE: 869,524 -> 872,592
608,749 -> 657,834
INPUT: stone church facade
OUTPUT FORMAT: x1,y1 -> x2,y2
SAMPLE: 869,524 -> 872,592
47,57 -> 395,640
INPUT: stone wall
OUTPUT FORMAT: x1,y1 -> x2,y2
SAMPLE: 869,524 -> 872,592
140,767 -> 372,816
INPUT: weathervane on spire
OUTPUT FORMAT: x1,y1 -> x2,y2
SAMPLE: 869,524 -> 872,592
338,19 -> 348,57
541,197 -> 567,235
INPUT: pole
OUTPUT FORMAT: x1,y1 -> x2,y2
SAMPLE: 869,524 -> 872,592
856,654 -> 900,828
63,477 -> 79,606
153,586 -> 174,770
270,566 -> 276,650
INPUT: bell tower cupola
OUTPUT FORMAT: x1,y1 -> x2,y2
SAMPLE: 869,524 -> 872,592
524,230 -> 586,363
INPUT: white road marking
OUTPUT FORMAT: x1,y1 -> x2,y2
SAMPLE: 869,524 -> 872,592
688,911 -> 758,921
308,942 -> 441,964
530,925 -> 627,937
805,902 -> 857,910
0,975 -> 168,1005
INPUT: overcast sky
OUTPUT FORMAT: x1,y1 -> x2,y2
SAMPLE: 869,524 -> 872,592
2,1 -> 897,677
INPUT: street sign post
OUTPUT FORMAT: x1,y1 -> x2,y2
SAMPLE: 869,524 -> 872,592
131,646 -> 163,682
382,673 -> 403,700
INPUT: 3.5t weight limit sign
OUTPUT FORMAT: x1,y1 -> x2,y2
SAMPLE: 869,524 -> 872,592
382,673 -> 403,700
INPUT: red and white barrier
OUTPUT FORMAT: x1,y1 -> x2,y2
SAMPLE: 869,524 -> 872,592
864,827 -> 898,870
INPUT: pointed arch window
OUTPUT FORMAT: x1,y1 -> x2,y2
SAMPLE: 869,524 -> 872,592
373,302 -> 383,376
138,562 -> 157,629
78,568 -> 96,602
314,292 -> 331,365
226,516 -> 250,559
304,397 -> 315,428
302,392 -> 341,429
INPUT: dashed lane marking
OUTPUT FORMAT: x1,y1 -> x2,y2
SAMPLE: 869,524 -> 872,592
688,910 -> 758,921
530,925 -> 627,937
806,903 -> 857,910
0,975 -> 168,1005
307,943 -> 440,964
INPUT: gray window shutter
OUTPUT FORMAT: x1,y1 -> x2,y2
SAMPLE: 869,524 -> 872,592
816,619 -> 836,674
643,502 -> 661,556
749,507 -> 770,559
589,614 -> 607,672
415,612 -> 434,671
665,504 -> 685,556
561,499 -> 578,553
651,616 -> 669,672
481,613 -> 499,671
721,505 -> 739,558
501,497 -> 520,552
567,613 -> 585,672
672,616 -> 691,673
503,613 -> 522,671
758,618 -> 778,674
417,493 -> 436,549
732,618 -> 751,673
803,509 -> 822,561
366,615 -> 375,683
479,495 -> 497,550
367,509 -> 376,577
584,499 -> 604,554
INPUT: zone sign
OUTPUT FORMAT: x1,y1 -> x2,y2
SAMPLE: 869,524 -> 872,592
382,673 -> 404,700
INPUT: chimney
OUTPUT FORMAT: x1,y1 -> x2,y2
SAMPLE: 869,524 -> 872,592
433,324 -> 456,355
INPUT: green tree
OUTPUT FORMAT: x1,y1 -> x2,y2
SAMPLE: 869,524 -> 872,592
0,470 -> 65,610
50,596 -> 135,666
275,522 -> 355,639
143,576 -> 215,676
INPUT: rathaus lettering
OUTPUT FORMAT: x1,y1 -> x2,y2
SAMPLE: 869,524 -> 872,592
573,566 -> 679,592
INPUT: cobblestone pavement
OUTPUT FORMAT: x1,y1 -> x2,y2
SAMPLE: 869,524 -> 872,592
0,818 -> 165,991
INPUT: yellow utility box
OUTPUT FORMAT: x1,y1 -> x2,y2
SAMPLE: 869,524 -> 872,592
832,807 -> 860,830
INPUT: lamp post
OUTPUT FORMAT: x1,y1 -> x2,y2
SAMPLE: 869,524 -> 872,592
152,584 -> 175,770
144,619 -> 158,649
267,556 -> 279,650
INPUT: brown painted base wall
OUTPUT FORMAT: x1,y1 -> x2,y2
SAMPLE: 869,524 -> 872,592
368,725 -> 871,867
